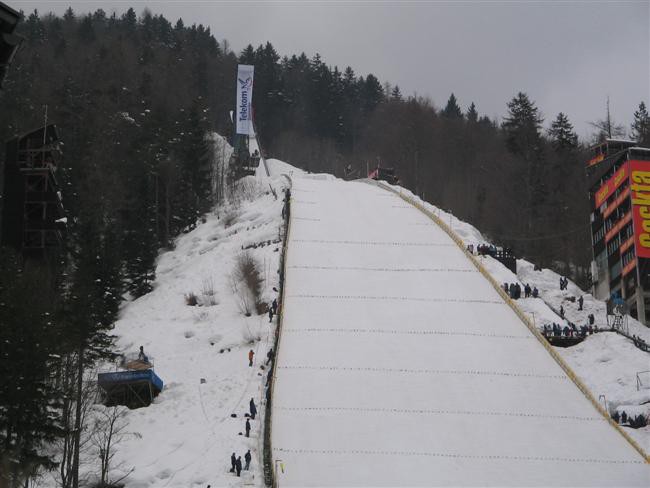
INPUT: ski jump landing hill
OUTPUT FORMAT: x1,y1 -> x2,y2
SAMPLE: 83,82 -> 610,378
271,173 -> 649,486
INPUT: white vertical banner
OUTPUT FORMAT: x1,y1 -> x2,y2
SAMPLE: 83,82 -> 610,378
236,64 -> 254,135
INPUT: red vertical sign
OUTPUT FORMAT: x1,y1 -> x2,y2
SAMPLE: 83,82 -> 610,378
630,160 -> 650,259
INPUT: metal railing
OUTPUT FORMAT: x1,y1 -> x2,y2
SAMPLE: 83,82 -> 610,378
263,179 -> 292,487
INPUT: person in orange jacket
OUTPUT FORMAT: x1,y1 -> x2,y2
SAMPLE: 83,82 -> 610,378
248,349 -> 254,367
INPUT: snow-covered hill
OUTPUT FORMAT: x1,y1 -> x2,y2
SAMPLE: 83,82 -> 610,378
272,176 -> 648,486
68,167 -> 291,488
62,154 -> 648,488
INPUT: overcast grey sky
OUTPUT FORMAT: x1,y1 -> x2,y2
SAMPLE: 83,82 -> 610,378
13,0 -> 650,140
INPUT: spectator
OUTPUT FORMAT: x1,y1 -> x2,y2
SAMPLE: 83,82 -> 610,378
578,295 -> 584,311
250,398 -> 257,419
245,418 -> 251,437
588,313 -> 595,326
266,348 -> 274,365
235,456 -> 242,477
532,287 -> 539,298
560,305 -> 564,319
138,345 -> 148,363
248,349 -> 254,367
244,449 -> 252,470
230,452 -> 236,473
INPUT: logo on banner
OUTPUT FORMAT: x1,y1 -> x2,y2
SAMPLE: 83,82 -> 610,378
238,76 -> 252,124
630,162 -> 650,257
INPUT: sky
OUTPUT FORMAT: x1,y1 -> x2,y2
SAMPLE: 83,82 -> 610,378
12,0 -> 650,141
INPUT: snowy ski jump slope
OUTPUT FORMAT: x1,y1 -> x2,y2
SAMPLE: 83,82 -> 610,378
272,174 -> 649,486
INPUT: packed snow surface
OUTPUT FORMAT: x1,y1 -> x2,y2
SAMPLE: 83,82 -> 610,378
70,173 -> 288,488
272,176 -> 648,486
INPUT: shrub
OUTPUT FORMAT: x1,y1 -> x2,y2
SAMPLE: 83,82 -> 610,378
230,251 -> 264,316
200,277 -> 217,306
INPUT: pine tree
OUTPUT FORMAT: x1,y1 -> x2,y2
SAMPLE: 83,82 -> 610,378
548,112 -> 578,152
239,44 -> 255,65
442,93 -> 462,118
501,92 -> 543,158
0,250 -> 64,485
359,74 -> 384,114
390,85 -> 403,102
466,102 -> 478,123
631,101 -> 650,146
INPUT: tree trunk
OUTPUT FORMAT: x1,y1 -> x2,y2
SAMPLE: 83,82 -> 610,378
71,346 -> 84,488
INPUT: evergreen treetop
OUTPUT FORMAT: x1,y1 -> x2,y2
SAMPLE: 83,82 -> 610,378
442,93 -> 463,118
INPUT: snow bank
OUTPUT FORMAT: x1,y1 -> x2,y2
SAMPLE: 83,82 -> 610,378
70,165 -> 292,488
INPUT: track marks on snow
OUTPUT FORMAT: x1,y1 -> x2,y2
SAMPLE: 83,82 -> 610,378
282,327 -> 531,340
274,406 -> 605,422
291,238 -> 455,247
288,294 -> 504,305
277,365 -> 566,380
288,265 -> 476,273
272,447 -> 644,465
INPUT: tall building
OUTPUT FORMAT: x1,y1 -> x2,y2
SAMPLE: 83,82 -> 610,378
0,124 -> 66,261
587,139 -> 650,325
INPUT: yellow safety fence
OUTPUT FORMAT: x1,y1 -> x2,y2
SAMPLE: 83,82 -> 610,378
266,179 -> 293,488
374,181 -> 649,463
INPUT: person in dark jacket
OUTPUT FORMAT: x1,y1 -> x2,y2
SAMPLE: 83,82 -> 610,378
588,313 -> 595,325
268,307 -> 274,323
244,449 -> 252,470
266,348 -> 274,365
272,298 -> 278,314
532,287 -> 539,298
578,295 -> 584,311
230,452 -> 236,473
559,305 -> 564,318
249,398 -> 257,419
235,456 -> 242,476
245,418 -> 251,437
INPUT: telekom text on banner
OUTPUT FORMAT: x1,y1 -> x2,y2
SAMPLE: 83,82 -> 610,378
236,64 -> 254,135
630,160 -> 650,259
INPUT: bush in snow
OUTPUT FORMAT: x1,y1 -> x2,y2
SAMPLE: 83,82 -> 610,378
222,207 -> 239,228
230,251 -> 264,317
199,277 -> 218,306
230,176 -> 264,203
242,325 -> 261,344
184,292 -> 198,306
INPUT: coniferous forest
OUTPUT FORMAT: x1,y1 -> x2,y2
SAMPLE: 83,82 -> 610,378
0,7 -> 649,488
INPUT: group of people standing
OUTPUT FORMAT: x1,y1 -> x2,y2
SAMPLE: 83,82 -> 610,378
503,282 -> 538,300
230,449 -> 252,477
559,276 -> 569,290
543,322 -> 599,338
